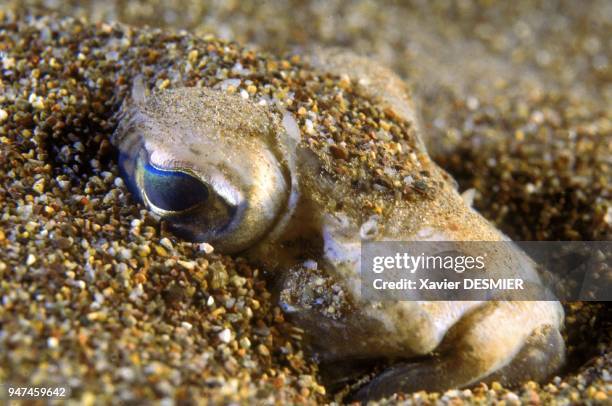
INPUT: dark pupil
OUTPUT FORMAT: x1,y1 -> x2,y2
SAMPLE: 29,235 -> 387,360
143,164 -> 209,212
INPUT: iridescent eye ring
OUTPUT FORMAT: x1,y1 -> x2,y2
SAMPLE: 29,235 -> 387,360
142,163 -> 209,213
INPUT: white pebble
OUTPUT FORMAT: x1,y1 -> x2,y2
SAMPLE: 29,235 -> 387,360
466,96 -> 479,110
118,367 -> 135,381
218,328 -> 232,343
28,93 -> 44,109
2,57 -> 15,70
26,254 -> 36,266
359,215 -> 379,240
106,51 -> 119,61
303,259 -> 318,270
215,78 -> 241,91
47,337 -> 59,348
239,337 -> 251,349
160,237 -> 173,250
118,248 -> 132,260
0,109 -> 8,123
305,119 -> 314,134
525,183 -> 537,194
177,260 -> 196,271
504,392 -> 519,402
129,284 -> 144,301
199,242 -> 214,254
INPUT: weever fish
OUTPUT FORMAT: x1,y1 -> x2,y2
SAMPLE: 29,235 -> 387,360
112,48 -> 564,401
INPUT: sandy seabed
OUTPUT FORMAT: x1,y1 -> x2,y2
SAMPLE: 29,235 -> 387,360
0,1 -> 610,404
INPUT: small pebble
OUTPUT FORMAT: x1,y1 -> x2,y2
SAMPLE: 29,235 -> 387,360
218,329 -> 232,343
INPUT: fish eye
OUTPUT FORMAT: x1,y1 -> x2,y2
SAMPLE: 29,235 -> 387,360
113,87 -> 293,254
143,163 -> 209,212
138,159 -> 241,246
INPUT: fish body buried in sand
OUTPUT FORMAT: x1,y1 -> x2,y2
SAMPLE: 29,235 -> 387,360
113,49 -> 565,401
